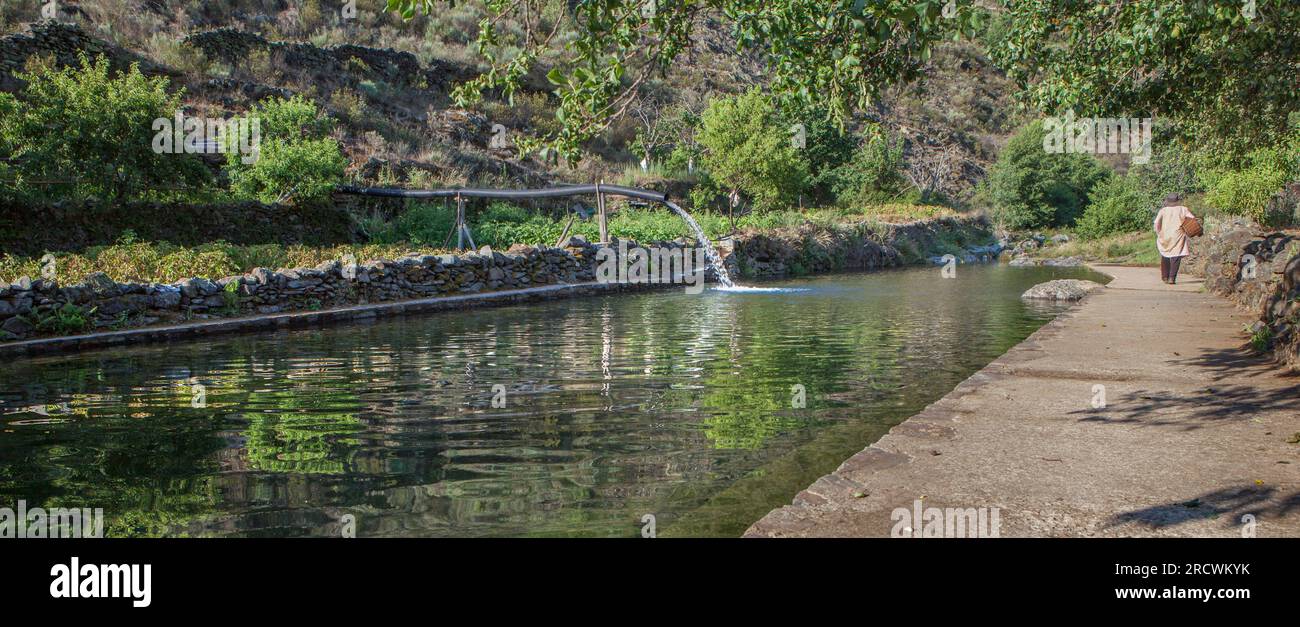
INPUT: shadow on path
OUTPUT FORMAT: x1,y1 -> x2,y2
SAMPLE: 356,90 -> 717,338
1106,485 -> 1300,531
1072,383 -> 1300,430
1171,345 -> 1300,382
1069,344 -> 1300,430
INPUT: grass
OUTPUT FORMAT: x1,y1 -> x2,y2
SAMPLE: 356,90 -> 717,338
1032,231 -> 1161,266
0,240 -> 446,286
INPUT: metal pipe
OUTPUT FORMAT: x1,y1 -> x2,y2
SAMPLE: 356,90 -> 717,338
337,184 -> 669,203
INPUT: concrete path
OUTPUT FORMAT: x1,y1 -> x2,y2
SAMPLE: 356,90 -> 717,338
746,265 -> 1300,537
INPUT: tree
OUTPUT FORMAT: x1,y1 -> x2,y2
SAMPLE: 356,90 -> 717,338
781,106 -> 858,203
628,94 -> 669,164
0,54 -> 209,201
696,89 -> 808,212
822,124 -> 912,206
986,121 -> 1111,230
1075,175 -> 1155,239
387,0 -> 982,161
225,95 -> 347,205
989,0 -> 1300,159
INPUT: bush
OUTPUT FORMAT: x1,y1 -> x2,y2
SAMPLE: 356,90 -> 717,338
0,54 -> 210,201
822,125 -> 912,206
1203,145 -> 1297,226
987,121 -> 1112,229
696,89 -> 809,212
1129,141 -> 1201,201
1075,176 -> 1154,239
782,107 -> 858,203
377,202 -> 456,245
226,95 -> 346,204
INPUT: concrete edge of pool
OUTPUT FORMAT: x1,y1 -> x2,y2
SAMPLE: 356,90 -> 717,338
744,264 -> 1300,538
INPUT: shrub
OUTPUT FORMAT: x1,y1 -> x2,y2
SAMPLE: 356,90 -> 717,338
0,54 -> 210,201
822,125 -> 912,206
987,121 -> 1112,230
1203,145 -> 1297,226
696,89 -> 809,212
1129,141 -> 1201,201
782,107 -> 858,203
225,95 -> 346,204
1075,175 -> 1154,239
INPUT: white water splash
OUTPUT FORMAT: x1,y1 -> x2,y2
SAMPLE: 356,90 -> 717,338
713,285 -> 809,293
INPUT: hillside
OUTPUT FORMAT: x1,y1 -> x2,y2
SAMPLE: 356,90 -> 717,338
0,0 -> 1017,203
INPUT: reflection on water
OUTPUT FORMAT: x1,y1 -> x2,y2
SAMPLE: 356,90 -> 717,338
0,265 -> 1105,537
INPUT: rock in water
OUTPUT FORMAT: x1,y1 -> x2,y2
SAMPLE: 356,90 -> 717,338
1021,279 -> 1105,301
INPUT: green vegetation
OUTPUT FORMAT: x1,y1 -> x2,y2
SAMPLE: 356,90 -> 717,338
821,125 -> 912,207
1075,176 -> 1156,240
0,238 -> 440,286
692,89 -> 809,213
986,121 -> 1111,230
990,1 -> 1300,160
389,0 -> 983,160
0,54 -> 209,201
1032,231 -> 1161,267
1201,133 -> 1300,226
26,302 -> 95,335
225,95 -> 347,204
366,201 -> 956,251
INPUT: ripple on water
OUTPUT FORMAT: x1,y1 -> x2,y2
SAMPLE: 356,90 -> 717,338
0,264 -> 1101,537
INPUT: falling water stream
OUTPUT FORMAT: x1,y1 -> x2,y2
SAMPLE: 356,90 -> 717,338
663,200 -> 735,287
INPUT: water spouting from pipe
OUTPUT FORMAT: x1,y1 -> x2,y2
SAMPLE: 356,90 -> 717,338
663,200 -> 734,288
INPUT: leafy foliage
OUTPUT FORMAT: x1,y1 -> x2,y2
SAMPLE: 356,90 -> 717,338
0,54 -> 209,201
1075,175 -> 1155,239
821,125 -> 912,207
225,95 -> 346,204
1203,148 -> 1295,226
986,121 -> 1111,230
990,0 -> 1300,160
695,89 -> 809,212
387,0 -> 982,161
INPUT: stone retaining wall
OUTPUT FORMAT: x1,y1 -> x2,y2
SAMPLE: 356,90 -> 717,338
0,237 -> 707,343
0,215 -> 997,350
726,215 -> 996,278
1189,217 -> 1300,369
0,20 -> 173,91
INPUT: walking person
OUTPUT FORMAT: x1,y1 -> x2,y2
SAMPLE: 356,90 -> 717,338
1153,193 -> 1198,284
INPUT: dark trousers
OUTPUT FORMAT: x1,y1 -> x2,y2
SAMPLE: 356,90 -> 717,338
1160,255 -> 1183,283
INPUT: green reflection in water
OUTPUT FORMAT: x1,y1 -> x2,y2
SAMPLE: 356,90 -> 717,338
0,264 -> 1106,537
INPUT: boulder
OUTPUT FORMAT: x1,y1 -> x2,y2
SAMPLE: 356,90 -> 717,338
1021,279 -> 1105,301
83,271 -> 119,297
1,316 -> 34,337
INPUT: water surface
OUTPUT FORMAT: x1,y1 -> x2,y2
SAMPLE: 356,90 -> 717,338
0,265 -> 1105,537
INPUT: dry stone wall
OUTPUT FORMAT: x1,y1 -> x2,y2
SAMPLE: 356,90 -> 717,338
1190,218 -> 1300,370
0,237 -> 707,342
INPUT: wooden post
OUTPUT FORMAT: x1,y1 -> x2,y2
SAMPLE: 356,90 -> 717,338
596,181 -> 609,243
555,212 -> 576,248
442,196 -> 456,249
455,193 -> 465,250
